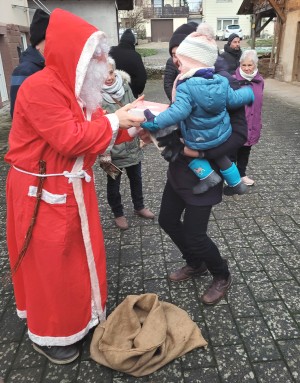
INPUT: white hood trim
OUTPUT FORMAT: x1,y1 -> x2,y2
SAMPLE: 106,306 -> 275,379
75,30 -> 108,99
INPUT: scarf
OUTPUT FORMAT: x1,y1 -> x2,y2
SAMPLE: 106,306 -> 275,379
102,71 -> 125,104
239,67 -> 258,82
178,66 -> 215,81
172,67 -> 215,101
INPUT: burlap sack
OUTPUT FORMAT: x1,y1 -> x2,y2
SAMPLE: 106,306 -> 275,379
90,293 -> 208,377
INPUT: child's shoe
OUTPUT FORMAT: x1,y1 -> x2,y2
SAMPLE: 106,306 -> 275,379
189,158 -> 222,194
193,171 -> 222,194
223,180 -> 249,196
221,163 -> 248,196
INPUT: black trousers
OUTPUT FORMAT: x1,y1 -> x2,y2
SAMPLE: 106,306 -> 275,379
107,162 -> 144,218
158,181 -> 229,278
236,145 -> 252,177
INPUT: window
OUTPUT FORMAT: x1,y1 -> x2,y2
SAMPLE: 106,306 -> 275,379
217,18 -> 238,31
20,33 -> 28,52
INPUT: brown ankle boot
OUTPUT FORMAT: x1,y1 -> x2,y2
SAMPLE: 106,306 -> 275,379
200,274 -> 232,305
134,208 -> 155,219
114,216 -> 129,230
169,263 -> 208,282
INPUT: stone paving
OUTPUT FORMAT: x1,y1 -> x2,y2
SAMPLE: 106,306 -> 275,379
1,75 -> 300,382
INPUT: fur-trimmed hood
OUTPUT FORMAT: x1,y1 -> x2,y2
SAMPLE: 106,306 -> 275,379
116,69 -> 131,85
45,9 -> 108,99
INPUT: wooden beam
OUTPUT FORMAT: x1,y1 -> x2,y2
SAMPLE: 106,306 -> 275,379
267,0 -> 286,23
257,15 -> 274,34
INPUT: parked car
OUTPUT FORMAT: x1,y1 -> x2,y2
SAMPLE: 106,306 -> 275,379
223,24 -> 243,40
215,29 -> 224,40
118,28 -> 138,45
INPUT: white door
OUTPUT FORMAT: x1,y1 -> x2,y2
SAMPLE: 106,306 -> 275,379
0,52 -> 8,102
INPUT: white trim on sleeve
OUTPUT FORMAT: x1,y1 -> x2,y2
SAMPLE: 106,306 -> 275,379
105,113 -> 120,152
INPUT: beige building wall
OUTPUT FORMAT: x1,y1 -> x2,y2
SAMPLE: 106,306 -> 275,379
173,17 -> 188,31
279,10 -> 300,81
202,0 -> 251,38
28,0 -> 119,45
0,0 -> 30,26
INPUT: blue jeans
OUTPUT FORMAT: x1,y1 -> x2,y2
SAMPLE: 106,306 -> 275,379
107,162 -> 144,218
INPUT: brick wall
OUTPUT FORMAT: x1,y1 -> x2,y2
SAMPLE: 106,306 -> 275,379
0,23 -> 28,107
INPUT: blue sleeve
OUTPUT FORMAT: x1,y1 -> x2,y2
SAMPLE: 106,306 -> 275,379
10,75 -> 29,117
155,84 -> 193,128
226,85 -> 254,110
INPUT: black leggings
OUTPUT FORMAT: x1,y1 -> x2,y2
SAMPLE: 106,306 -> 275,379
158,181 -> 229,278
236,146 -> 252,177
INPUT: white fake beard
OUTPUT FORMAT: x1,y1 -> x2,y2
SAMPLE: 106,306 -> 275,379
79,58 -> 108,114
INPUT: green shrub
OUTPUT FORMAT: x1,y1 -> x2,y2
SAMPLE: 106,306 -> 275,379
136,48 -> 158,57
246,38 -> 274,47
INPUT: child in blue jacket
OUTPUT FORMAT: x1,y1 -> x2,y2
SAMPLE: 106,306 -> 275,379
142,28 -> 254,195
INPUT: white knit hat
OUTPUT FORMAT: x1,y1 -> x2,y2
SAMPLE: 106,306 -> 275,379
176,32 -> 218,71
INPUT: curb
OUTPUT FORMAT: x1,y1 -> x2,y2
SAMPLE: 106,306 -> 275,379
145,65 -> 165,79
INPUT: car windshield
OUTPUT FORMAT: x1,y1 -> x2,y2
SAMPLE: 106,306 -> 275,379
228,25 -> 240,29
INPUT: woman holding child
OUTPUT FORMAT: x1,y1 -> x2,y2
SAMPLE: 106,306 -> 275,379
141,25 -> 250,305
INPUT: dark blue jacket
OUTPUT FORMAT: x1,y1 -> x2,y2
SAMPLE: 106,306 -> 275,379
10,46 -> 45,117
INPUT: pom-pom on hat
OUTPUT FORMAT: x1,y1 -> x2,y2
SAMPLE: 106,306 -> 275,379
169,22 -> 198,56
30,9 -> 50,47
176,32 -> 218,71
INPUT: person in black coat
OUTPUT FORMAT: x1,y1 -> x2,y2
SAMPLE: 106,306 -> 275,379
109,29 -> 147,98
140,26 -> 247,306
140,72 -> 247,306
10,9 -> 50,117
163,22 -> 198,102
219,33 -> 242,75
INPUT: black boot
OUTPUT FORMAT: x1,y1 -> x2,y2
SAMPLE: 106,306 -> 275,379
32,343 -> 80,364
193,171 -> 222,194
223,181 -> 249,196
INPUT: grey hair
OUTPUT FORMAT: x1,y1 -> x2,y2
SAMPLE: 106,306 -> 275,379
240,49 -> 258,67
196,23 -> 215,40
107,56 -> 116,70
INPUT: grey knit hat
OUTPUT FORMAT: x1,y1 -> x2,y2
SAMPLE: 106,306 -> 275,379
227,33 -> 240,45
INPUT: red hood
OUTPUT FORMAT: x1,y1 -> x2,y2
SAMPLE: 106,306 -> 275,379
45,8 -> 107,97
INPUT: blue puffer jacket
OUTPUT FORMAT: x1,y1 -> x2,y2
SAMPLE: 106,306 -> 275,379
155,74 -> 254,150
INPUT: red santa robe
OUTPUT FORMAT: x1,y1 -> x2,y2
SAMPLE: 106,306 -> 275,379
5,9 -> 133,346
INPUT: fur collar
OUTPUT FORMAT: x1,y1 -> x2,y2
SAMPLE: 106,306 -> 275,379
116,70 -> 131,85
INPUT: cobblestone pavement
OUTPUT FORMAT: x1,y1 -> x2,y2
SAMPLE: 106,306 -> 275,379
1,78 -> 300,383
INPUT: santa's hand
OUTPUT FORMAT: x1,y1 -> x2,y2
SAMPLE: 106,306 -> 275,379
115,105 -> 144,129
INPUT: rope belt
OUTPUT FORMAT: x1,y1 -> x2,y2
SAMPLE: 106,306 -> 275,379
13,165 -> 92,183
